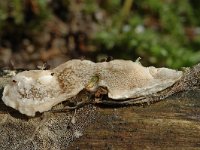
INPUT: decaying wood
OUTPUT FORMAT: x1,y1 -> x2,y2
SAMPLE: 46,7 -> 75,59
0,64 -> 200,149
70,90 -> 200,149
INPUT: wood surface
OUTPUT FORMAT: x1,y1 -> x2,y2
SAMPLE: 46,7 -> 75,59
69,91 -> 200,149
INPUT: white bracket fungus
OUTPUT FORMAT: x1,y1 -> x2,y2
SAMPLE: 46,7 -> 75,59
2,59 -> 186,116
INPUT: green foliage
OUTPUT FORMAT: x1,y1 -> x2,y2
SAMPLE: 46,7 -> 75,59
83,0 -> 99,14
0,0 -> 52,52
95,0 -> 200,68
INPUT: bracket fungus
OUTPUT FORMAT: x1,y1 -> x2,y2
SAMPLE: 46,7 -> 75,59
2,59 -> 199,116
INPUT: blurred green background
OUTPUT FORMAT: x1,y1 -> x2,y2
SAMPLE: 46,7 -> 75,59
0,0 -> 199,69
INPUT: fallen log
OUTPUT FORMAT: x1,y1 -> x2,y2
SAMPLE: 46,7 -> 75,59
0,62 -> 199,149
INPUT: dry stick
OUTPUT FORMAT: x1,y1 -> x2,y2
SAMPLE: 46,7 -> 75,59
114,0 -> 134,30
